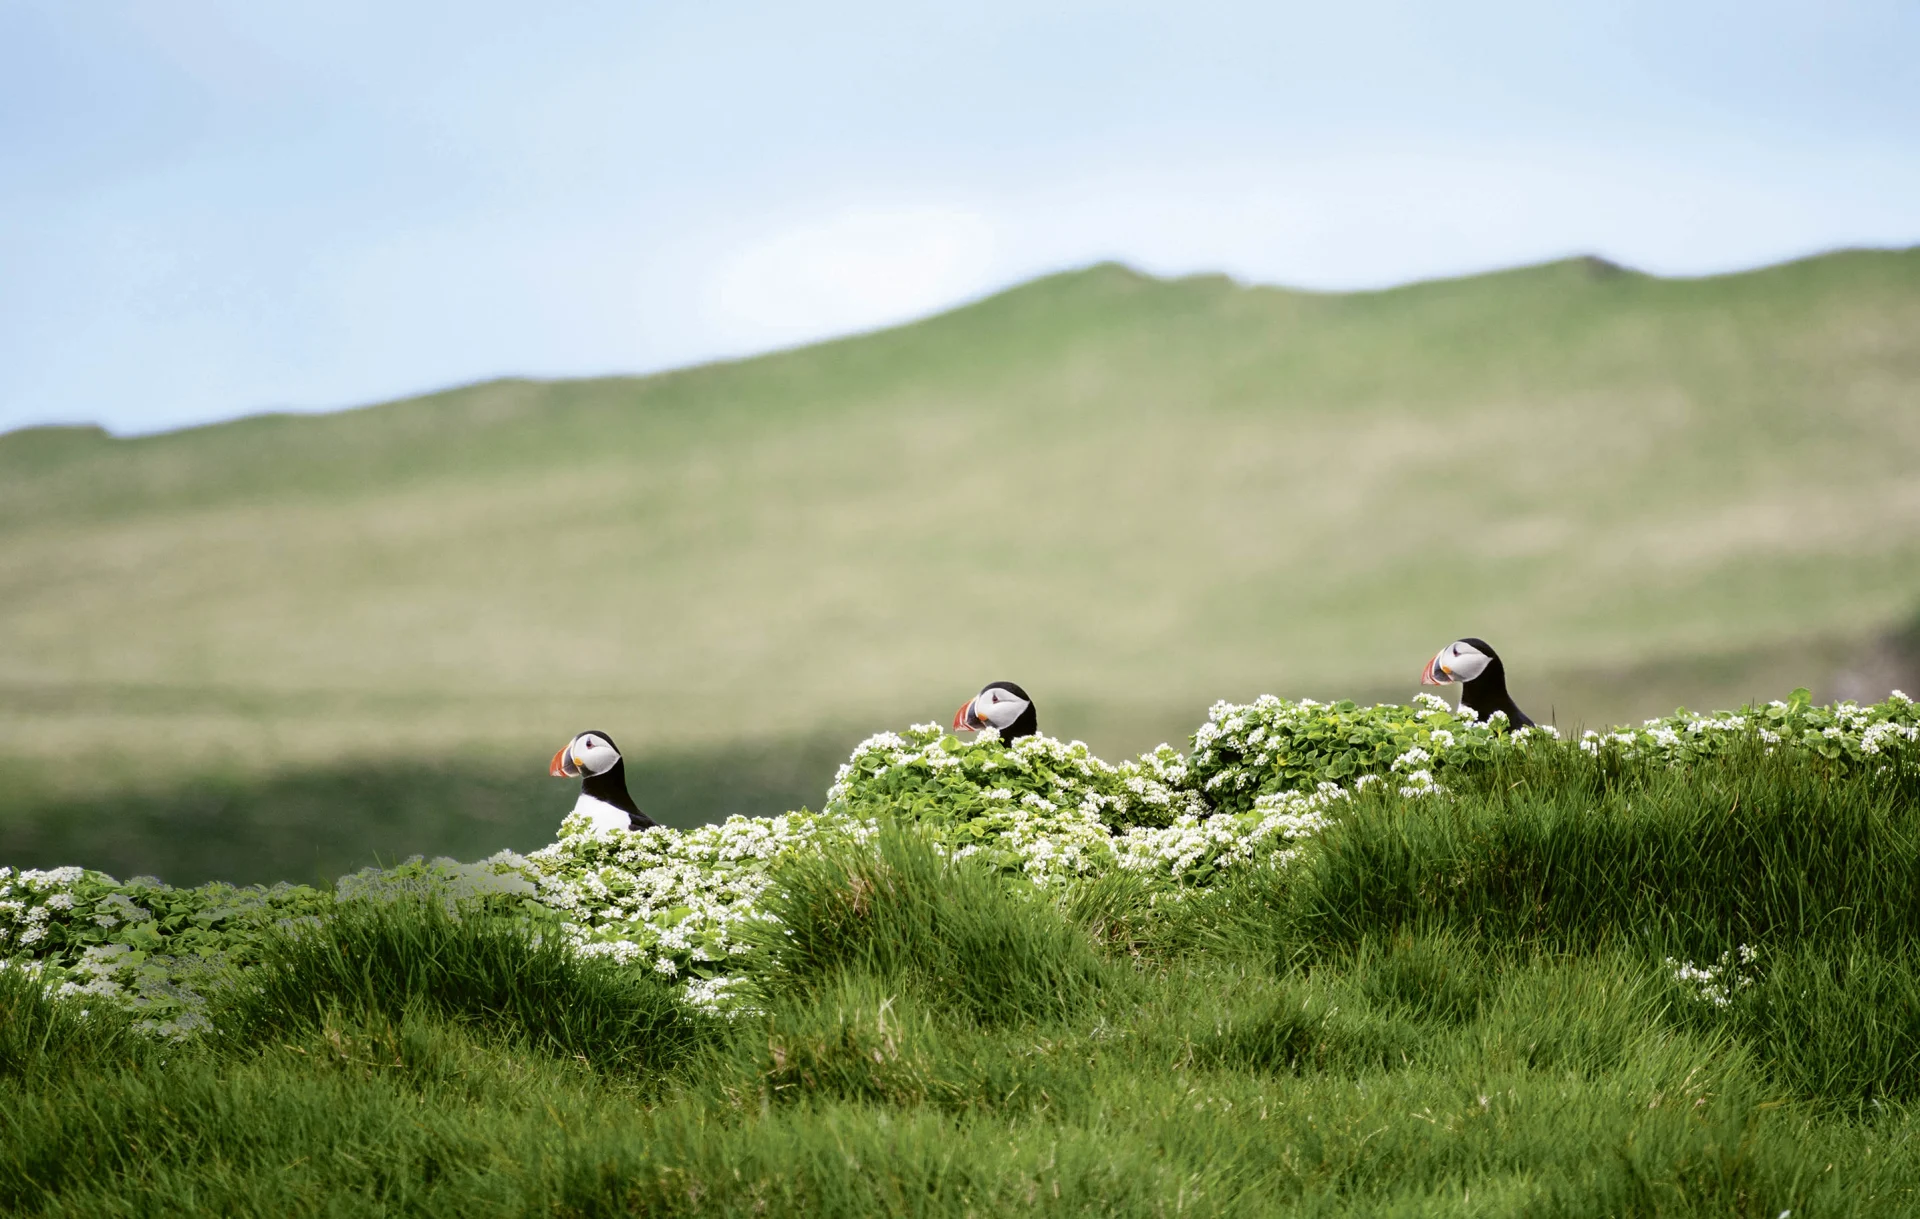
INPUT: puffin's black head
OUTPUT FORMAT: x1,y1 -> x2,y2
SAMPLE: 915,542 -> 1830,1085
951,680 -> 1040,742
1419,639 -> 1500,687
549,730 -> 623,779
1419,638 -> 1534,728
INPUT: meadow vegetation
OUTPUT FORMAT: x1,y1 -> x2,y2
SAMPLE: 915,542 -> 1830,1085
4,691 -> 1919,1214
4,249 -> 1920,883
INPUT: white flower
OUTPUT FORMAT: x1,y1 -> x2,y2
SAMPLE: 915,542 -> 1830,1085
1391,746 -> 1431,772
1666,946 -> 1759,1007
1398,770 -> 1442,798
681,975 -> 763,1019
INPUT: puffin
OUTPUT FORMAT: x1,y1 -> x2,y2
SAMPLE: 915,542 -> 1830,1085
1419,638 -> 1535,728
548,730 -> 658,832
951,681 -> 1040,743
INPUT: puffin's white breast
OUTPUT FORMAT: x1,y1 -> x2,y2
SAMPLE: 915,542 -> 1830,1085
572,792 -> 632,833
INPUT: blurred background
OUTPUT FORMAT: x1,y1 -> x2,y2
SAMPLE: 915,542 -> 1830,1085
3,2 -> 1918,885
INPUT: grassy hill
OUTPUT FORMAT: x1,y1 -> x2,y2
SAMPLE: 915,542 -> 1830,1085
4,248 -> 1919,883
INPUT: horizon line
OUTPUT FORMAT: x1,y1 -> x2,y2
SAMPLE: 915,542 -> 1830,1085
8,239 -> 1914,444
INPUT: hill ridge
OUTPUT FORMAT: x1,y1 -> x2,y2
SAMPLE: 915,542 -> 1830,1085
8,245 -> 1917,447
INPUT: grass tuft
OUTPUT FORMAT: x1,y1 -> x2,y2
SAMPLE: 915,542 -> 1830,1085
757,826 -> 1125,1027
1297,742 -> 1920,954
215,896 -> 709,1078
0,967 -> 146,1086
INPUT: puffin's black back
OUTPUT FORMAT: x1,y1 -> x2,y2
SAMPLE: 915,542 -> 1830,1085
983,680 -> 1040,742
1453,640 -> 1535,729
577,731 -> 658,829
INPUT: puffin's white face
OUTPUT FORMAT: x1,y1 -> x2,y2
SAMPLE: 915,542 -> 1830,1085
549,732 -> 621,779
954,685 -> 1031,732
1421,640 -> 1491,686
976,686 -> 1030,729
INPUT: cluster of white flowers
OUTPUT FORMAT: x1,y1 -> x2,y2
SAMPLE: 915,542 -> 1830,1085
483,810 -> 876,985
1666,945 -> 1760,1007
450,738 -> 1383,1012
1109,784 -> 1345,884
1397,770 -> 1442,798
1185,694 -> 1562,813
680,974 -> 766,1020
825,723 -> 1208,828
1580,692 -> 1917,766
0,866 -> 87,952
1191,695 -> 1329,797
1,864 -> 331,1036
930,779 -> 1351,890
47,942 -> 217,1039
1387,744 -> 1449,796
944,799 -> 1115,886
1579,714 -> 1774,758
1862,694 -> 1920,755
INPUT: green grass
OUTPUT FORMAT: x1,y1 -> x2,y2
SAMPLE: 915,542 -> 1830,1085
8,752 -> 1920,1214
1293,744 -> 1920,955
5,249 -> 1920,883
215,897 -> 705,1079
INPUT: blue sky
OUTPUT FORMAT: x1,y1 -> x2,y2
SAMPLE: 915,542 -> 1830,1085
3,1 -> 1917,435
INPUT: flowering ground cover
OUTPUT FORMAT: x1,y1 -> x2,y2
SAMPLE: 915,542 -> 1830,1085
4,689 -> 1920,1215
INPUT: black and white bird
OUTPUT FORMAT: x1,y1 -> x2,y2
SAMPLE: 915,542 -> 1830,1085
1419,638 -> 1535,728
951,681 -> 1039,743
548,731 -> 658,832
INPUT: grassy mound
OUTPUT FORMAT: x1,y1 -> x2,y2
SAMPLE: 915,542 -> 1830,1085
3,691 -> 1920,1213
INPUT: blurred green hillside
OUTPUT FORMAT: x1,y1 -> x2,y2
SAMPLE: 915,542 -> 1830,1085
4,248 -> 1918,883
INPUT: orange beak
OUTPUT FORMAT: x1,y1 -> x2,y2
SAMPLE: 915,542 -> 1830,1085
1420,650 -> 1452,685
952,698 -> 980,731
550,745 -> 578,778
